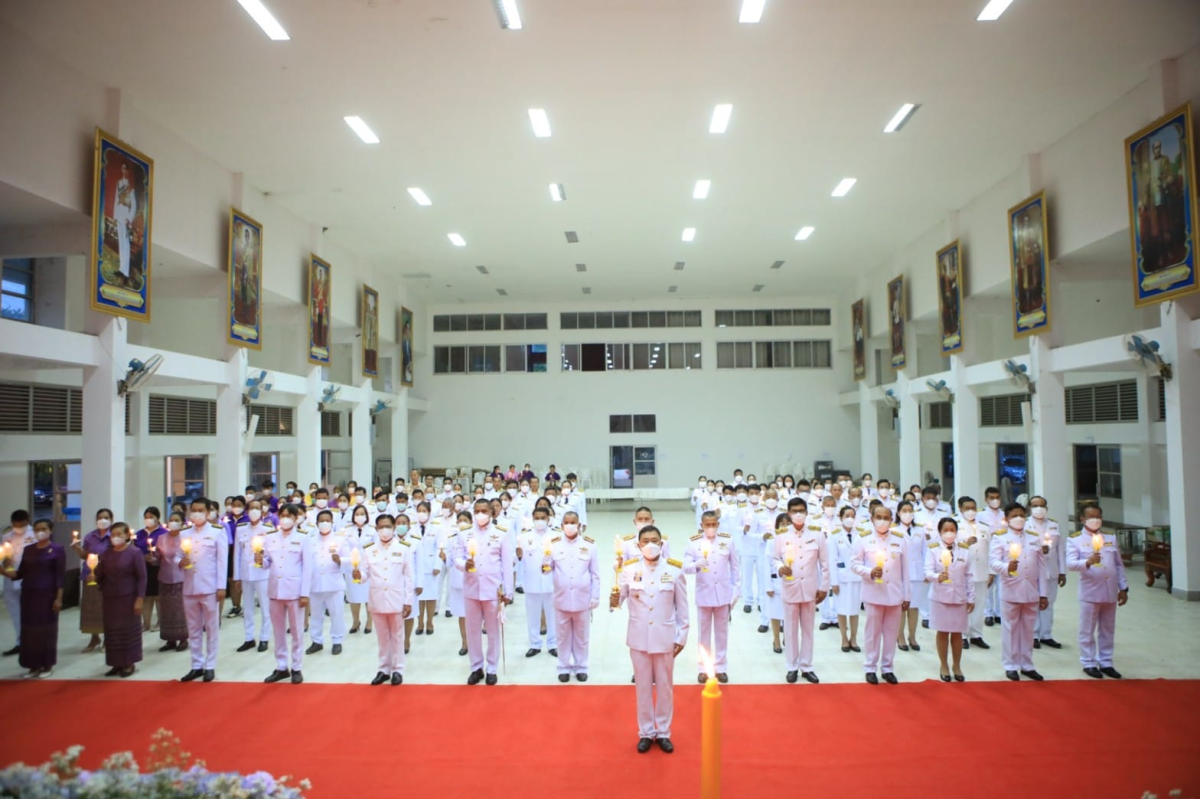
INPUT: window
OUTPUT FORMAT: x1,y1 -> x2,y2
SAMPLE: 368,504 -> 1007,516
632,343 -> 666,370
1065,380 -> 1138,424
929,402 -> 953,429
1098,446 -> 1122,499
714,308 -> 831,327
717,341 -> 830,368
249,452 -> 279,488
563,310 -> 698,329
610,415 -> 633,433
611,414 -> 656,434
320,410 -> 341,437
0,383 -> 83,433
563,343 -> 697,371
148,395 -> 216,435
437,344 -> 544,374
634,446 -> 657,476
468,345 -> 501,373
980,394 -> 1026,427
634,414 -> 657,433
1155,377 -> 1167,421
165,455 -> 207,509
1,259 -> 34,322
433,313 -> 538,332
29,460 -> 81,523
248,404 -> 295,436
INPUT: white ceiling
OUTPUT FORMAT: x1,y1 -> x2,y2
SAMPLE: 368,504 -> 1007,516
3,0 -> 1199,303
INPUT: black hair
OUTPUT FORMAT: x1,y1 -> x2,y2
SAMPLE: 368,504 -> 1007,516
957,495 -> 976,509
11,510 -> 31,524
786,497 -> 806,511
637,525 -> 662,542
143,506 -> 162,520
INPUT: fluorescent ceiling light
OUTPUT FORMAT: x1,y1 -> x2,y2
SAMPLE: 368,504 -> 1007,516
549,183 -> 565,202
693,179 -> 711,200
739,0 -> 766,23
495,0 -> 522,30
977,0 -> 1015,21
682,227 -> 696,242
528,108 -> 552,138
448,233 -> 466,247
709,104 -> 733,134
236,0 -> 289,40
407,187 -> 432,206
883,103 -> 917,133
831,178 -> 857,197
343,116 -> 379,144
795,226 -> 815,240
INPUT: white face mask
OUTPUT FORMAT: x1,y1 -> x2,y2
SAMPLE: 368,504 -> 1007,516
1008,517 -> 1026,532
899,511 -> 915,524
97,518 -> 112,530
474,512 -> 491,526
878,488 -> 889,498
35,529 -> 51,542
502,500 -> 511,509
1084,517 -> 1103,531
790,512 -> 807,525
521,486 -> 530,494
873,519 -> 892,533
377,501 -> 388,511
1031,507 -> 1047,519
377,526 -> 394,542
850,498 -> 861,507
417,512 -> 430,523
533,519 -> 548,532
224,505 -> 233,514
840,481 -> 851,489
640,542 -> 662,560
765,498 -> 778,509
841,517 -> 855,530
813,488 -> 825,498
963,510 -> 977,521
188,512 -> 205,526
748,495 -> 760,505
338,502 -> 350,511
924,499 -> 937,510
441,507 -> 453,517
143,518 -> 156,528
168,521 -> 182,532
563,523 -> 579,538
698,481 -> 706,488
736,493 -> 747,503
279,517 -> 296,531
941,531 -> 956,544
987,499 -> 1001,510
863,480 -> 873,488
563,487 -> 572,495
318,521 -> 333,533
823,507 -> 835,518
246,508 -> 262,522
315,499 -> 328,509
111,534 -> 128,546
354,496 -> 365,505
507,489 -> 517,498
208,511 -> 218,521
354,515 -> 368,527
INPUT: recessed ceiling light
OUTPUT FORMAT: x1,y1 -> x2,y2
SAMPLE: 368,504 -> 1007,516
883,103 -> 918,133
448,233 -> 466,247
496,288 -> 508,296
236,0 -> 289,40
668,285 -> 678,293
476,265 -> 489,274
977,0 -> 1015,21
407,187 -> 432,206
528,108 -> 552,138
693,179 -> 711,200
752,284 -> 764,292
682,227 -> 696,242
549,183 -> 566,202
674,261 -> 685,271
565,231 -> 579,243
831,178 -> 857,197
770,260 -> 785,269
343,116 -> 379,144
575,263 -> 587,272
795,226 -> 815,240
709,104 -> 733,134
739,0 -> 766,23
494,0 -> 523,30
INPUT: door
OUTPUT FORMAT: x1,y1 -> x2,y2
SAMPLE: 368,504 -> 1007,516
1074,445 -> 1099,504
610,446 -> 633,489
941,443 -> 954,497
996,443 -> 1028,503
634,447 -> 658,489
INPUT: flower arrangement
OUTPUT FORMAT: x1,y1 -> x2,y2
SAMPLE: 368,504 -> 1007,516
0,729 -> 310,798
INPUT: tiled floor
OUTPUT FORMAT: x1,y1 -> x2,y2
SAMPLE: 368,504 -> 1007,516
8,506 -> 1199,686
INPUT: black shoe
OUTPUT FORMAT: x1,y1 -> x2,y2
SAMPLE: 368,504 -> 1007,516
525,648 -> 541,658
559,673 -> 571,683
657,738 -> 674,754
391,672 -> 403,685
1041,638 -> 1063,649
2,646 -> 19,657
865,673 -> 879,685
786,671 -> 799,683
1100,667 -> 1122,679
364,627 -> 372,635
773,646 -> 783,654
963,639 -> 970,650
984,617 -> 994,627
306,643 -> 323,655
548,647 -> 557,656
910,643 -> 921,652
743,604 -> 752,613
202,669 -> 215,682
954,672 -> 965,682
841,645 -> 851,653
969,637 -> 990,649
458,648 -> 468,656
1021,670 -> 1044,681
405,647 -> 409,654
516,587 -> 525,594
882,672 -> 898,685
577,673 -> 588,682
716,673 -> 728,684
290,670 -> 303,684
237,641 -> 256,652
698,672 -> 708,684
119,666 -> 134,678
181,669 -> 204,682
371,671 -> 389,685
485,673 -> 498,685
540,628 -> 547,636
818,623 -> 831,631
264,669 -> 289,683
897,644 -> 910,652
415,628 -> 425,636
850,645 -> 861,653
1006,670 -> 1020,681
445,610 -> 452,618
802,671 -> 819,684
637,738 -> 653,754
160,642 -> 178,652
1034,639 -> 1041,649
921,620 -> 929,629
105,666 -> 121,677
468,669 -> 484,685
257,641 -> 269,652
940,672 -> 952,682
757,625 -> 769,633
427,627 -> 434,636
1083,667 -> 1104,679
226,606 -> 243,618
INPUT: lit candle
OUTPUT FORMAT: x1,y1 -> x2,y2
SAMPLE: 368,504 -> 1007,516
1090,533 -> 1104,568
542,535 -> 552,573
940,549 -> 952,580
874,550 -> 886,583
701,541 -> 711,573
467,537 -> 477,572
1008,541 -> 1021,576
784,541 -> 796,581
86,553 -> 99,585
350,548 -> 361,582
71,530 -> 80,545
699,645 -> 722,799
251,535 -> 264,566
180,537 -> 194,569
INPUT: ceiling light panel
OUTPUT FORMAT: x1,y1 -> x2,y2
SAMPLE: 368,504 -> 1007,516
448,233 -> 466,246
709,104 -> 733,134
883,103 -> 918,133
236,0 -> 289,40
831,178 -> 856,197
795,226 -> 815,240
494,0 -> 522,29
693,179 -> 711,199
549,183 -> 565,202
343,116 -> 379,144
528,108 -> 552,138
739,0 -> 766,23
407,187 -> 432,206
977,0 -> 1015,21
682,227 -> 696,242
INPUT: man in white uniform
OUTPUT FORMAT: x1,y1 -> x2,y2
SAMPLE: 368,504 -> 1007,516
682,511 -> 739,683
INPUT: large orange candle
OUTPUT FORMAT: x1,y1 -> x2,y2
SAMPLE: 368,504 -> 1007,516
1008,542 -> 1021,576
700,646 -> 722,799
874,550 -> 886,583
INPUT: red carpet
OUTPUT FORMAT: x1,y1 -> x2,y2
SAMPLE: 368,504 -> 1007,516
2,679 -> 1197,798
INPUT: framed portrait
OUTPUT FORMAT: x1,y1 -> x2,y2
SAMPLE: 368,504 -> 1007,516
1125,102 -> 1200,307
89,128 -> 154,321
888,275 -> 906,370
937,240 -> 964,355
851,299 -> 866,381
307,254 -> 332,365
362,285 -> 380,378
227,208 -> 263,349
400,306 -> 414,388
1008,191 -> 1050,338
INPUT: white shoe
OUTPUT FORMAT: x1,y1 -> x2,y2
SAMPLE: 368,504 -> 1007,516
36,668 -> 53,679
21,670 -> 39,679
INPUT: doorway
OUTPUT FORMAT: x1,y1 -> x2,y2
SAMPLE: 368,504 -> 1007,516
1073,445 -> 1099,504
610,446 -> 658,489
996,443 -> 1028,503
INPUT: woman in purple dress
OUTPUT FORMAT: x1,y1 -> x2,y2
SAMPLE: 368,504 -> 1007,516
70,508 -> 113,652
95,522 -> 146,677
1,519 -> 65,678
154,511 -> 188,651
134,506 -> 164,632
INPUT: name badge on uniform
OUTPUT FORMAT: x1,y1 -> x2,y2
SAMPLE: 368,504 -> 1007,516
661,573 -> 673,584
633,571 -> 642,583
837,562 -> 845,569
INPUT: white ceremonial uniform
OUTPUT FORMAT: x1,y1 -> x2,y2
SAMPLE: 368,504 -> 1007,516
957,516 -> 993,638
364,535 -> 416,675
716,499 -> 740,536
850,527 -> 910,674
518,526 -> 558,650
419,516 -> 449,612
617,556 -> 689,741
741,503 -> 769,620
566,489 -> 588,529
682,531 -> 739,673
180,523 -> 228,671
342,523 -> 375,606
444,526 -> 466,618
452,520 -> 515,675
978,505 -> 1005,618
900,522 -> 933,620
1,526 -> 36,645
772,523 -> 830,673
261,528 -> 314,672
621,533 -> 671,564
310,529 -> 353,646
1029,516 -> 1065,640
549,532 -> 601,675
233,520 -> 274,644
814,518 -> 840,626
828,525 -> 864,618
989,527 -> 1048,672
1066,528 -> 1128,670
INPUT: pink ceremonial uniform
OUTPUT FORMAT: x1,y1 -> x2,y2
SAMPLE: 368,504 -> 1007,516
771,523 -> 830,674
850,528 -> 910,675
617,556 -> 689,741
518,526 -> 557,651
1029,516 -> 1065,640
682,531 -> 739,673
1066,529 -> 1128,670
452,520 -> 515,675
363,536 -> 416,675
989,527 -> 1048,672
549,532 -> 601,676
180,523 -> 228,671
925,539 -> 975,633
261,528 -> 314,672
232,520 -> 274,645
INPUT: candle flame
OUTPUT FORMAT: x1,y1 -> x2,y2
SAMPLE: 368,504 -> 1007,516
1091,533 -> 1103,551
251,535 -> 264,552
1009,542 -> 1021,559
698,645 -> 716,682
350,548 -> 360,567
940,549 -> 952,566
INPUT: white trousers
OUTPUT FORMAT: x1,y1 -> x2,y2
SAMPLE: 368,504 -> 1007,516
183,593 -> 219,670
1035,578 -> 1059,639
465,597 -> 501,673
984,579 -> 1000,617
241,579 -> 270,643
697,604 -> 730,671
1001,600 -> 1038,671
819,585 -> 838,623
741,550 -> 759,611
436,566 -> 450,613
863,603 -> 902,673
525,591 -> 557,649
968,581 -> 989,638
269,598 -> 303,671
630,648 -> 674,739
555,608 -> 590,674
783,600 -> 816,672
3,583 -> 20,644
1078,601 -> 1117,668
117,223 -> 132,276
371,611 -> 405,674
309,590 -> 347,644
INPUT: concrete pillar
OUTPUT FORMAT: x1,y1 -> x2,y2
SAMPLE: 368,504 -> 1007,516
214,348 -> 248,500
1160,301 -> 1200,599
297,367 -> 322,486
858,383 -> 881,477
390,391 -> 409,482
82,315 -> 128,522
895,315 -> 921,489
350,331 -> 373,485
950,355 -> 980,499
1028,337 -> 1071,525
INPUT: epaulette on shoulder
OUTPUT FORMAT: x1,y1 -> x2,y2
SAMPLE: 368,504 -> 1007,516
362,541 -> 374,548
661,535 -> 668,540
623,533 -> 635,541
1025,530 -> 1039,537
667,558 -> 683,568
690,533 -> 702,541
1068,531 -> 1082,538
928,542 -> 940,549
265,529 -> 280,536
398,538 -> 411,547
496,523 -> 508,533
623,557 -> 640,567
583,536 -> 594,544
957,542 -> 970,549
237,520 -> 249,526
890,530 -> 904,538
550,536 -> 561,544
859,530 -> 871,537
1049,519 -> 1059,526
718,532 -> 731,538
296,530 -> 308,535
458,524 -> 471,531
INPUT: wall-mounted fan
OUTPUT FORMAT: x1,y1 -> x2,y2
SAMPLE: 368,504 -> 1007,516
117,355 -> 163,396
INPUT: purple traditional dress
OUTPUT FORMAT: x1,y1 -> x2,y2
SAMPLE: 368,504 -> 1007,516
16,541 -> 66,670
79,528 -> 111,635
96,545 -> 147,668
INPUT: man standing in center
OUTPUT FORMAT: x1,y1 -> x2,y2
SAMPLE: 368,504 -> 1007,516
548,511 -> 600,682
682,510 -> 738,684
773,498 -> 830,684
179,498 -> 227,683
260,505 -> 313,685
851,505 -> 910,684
453,498 -> 514,685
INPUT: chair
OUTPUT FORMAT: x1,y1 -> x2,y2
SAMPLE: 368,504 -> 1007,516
579,467 -> 593,490
445,467 -> 458,481
473,471 -> 486,486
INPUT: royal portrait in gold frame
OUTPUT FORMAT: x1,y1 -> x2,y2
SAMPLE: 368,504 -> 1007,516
89,128 -> 154,321
1008,191 -> 1050,339
888,275 -> 906,370
308,254 -> 332,365
362,285 -> 380,378
227,208 -> 263,349
400,306 -> 414,388
851,299 -> 866,381
937,240 -> 964,355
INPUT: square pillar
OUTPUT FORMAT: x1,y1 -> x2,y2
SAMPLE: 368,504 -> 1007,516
390,391 -> 409,483
1028,337 -> 1071,524
82,315 -> 128,522
950,355 -> 980,499
1160,302 -> 1200,599
297,367 -> 322,486
214,349 -> 248,499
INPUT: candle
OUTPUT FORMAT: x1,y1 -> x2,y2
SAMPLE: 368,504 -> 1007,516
542,535 -> 552,573
71,530 -> 80,545
874,550 -> 886,583
1008,542 -> 1021,576
784,541 -> 796,581
1090,533 -> 1104,568
86,553 -> 99,585
181,537 -> 194,569
940,549 -> 952,569
699,645 -> 722,799
467,537 -> 477,572
701,541 -> 711,573
350,548 -> 361,582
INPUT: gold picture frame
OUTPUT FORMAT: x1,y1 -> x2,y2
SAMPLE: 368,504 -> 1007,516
307,254 -> 332,365
362,285 -> 379,378
227,208 -> 263,350
936,239 -> 964,355
1008,191 -> 1051,339
89,128 -> 154,322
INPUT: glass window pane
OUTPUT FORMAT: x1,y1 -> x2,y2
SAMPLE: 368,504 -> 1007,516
755,341 -> 772,368
773,341 -> 793,368
434,347 -> 450,374
635,447 -> 656,461
581,343 -> 608,371
632,343 -> 650,370
577,312 -> 595,329
433,315 -> 450,332
667,311 -> 685,328
1099,447 -> 1121,472
503,313 -> 525,330
1,296 -> 30,322
814,340 -> 831,367
650,343 -> 666,370
450,346 -> 466,373
794,341 -> 812,367
734,310 -> 753,327
633,415 -> 656,433
717,342 -> 734,369
715,310 -> 733,327
685,310 -> 702,327
735,341 -> 753,368
607,343 -> 628,371
610,415 -> 633,433
631,311 -> 648,328
648,311 -> 666,328
667,342 -> 684,369
450,315 -> 467,332
613,311 -> 630,328
527,344 -> 547,372
773,309 -> 793,326
525,313 -> 547,330
812,309 -> 832,326
505,345 -> 525,373
484,314 -> 502,330
795,309 -> 812,325
561,313 -> 577,330
755,309 -> 772,326
561,344 -> 580,371
686,342 -> 702,369
595,311 -> 613,329
467,314 -> 484,331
